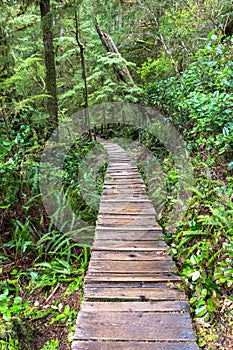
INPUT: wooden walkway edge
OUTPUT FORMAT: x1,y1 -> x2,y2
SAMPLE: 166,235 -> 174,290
72,140 -> 199,350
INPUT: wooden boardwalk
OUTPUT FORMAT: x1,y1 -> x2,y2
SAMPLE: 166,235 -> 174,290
72,140 -> 199,350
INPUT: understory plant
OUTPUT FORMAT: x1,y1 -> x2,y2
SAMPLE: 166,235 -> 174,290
144,32 -> 233,348
0,124 -> 106,347
168,175 -> 233,319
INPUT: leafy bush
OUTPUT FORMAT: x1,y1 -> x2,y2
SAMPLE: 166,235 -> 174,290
0,108 -> 106,346
168,176 -> 233,320
146,34 -> 233,167
144,33 -> 233,347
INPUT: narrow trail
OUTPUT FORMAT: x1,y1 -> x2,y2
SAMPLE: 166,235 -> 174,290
72,140 -> 199,350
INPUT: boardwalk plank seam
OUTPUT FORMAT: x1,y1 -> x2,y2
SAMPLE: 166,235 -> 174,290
72,140 -> 199,349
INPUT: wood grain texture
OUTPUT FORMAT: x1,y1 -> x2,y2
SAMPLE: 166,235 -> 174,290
90,250 -> 170,261
94,229 -> 164,240
92,240 -> 167,249
80,301 -> 190,312
95,226 -> 162,231
99,202 -> 156,215
72,342 -> 199,350
85,272 -> 181,283
72,140 -> 198,350
84,286 -> 187,301
88,260 -> 175,273
74,312 -> 196,341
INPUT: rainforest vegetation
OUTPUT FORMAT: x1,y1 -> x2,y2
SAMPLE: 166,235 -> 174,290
0,0 -> 233,349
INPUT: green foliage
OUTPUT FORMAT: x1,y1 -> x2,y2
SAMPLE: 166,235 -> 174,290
1,0 -> 233,347
0,317 -> 33,350
138,56 -> 174,82
146,34 -> 233,164
143,32 -> 233,348
88,52 -> 142,104
0,291 -> 29,322
41,339 -> 59,350
0,337 -> 18,350
0,127 -> 104,346
166,174 -> 233,322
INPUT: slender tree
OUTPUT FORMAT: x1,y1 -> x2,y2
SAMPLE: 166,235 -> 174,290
74,7 -> 91,138
40,0 -> 58,132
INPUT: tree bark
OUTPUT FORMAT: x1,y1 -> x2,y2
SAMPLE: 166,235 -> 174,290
95,23 -> 134,85
74,9 -> 91,139
40,0 -> 58,131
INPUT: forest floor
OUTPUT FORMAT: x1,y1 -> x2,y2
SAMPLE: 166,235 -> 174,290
1,140 -> 232,349
1,254 -> 83,350
195,300 -> 233,350
1,222 -> 233,349
31,285 -> 81,349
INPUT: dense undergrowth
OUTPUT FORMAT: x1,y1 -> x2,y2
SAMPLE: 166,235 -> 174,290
0,125 -> 106,349
100,34 -> 233,350
1,23 -> 233,350
145,34 -> 233,349
104,122 -> 233,349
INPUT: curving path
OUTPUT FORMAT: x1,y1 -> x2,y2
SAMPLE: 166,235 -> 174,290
72,140 -> 199,350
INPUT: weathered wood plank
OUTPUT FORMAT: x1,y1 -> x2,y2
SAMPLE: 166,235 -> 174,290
81,301 -> 190,312
84,286 -> 186,300
100,199 -> 153,204
105,182 -> 143,187
85,272 -> 181,283
107,162 -> 137,166
101,194 -> 149,200
101,197 -> 149,202
107,171 -> 139,175
100,198 -> 153,203
74,312 -> 196,341
104,182 -> 144,187
98,210 -> 156,215
94,229 -> 163,240
72,140 -> 198,350
101,199 -> 151,202
85,281 -> 179,288
102,189 -> 147,194
90,250 -> 170,261
103,186 -> 146,192
96,223 -> 158,229
105,175 -> 141,179
95,226 -> 161,231
106,174 -> 142,177
88,260 -> 175,273
103,182 -> 145,186
72,341 -> 199,350
93,240 -> 166,249
92,246 -> 167,251
97,215 -> 156,227
99,206 -> 155,215
99,205 -> 155,215
98,213 -> 156,218
107,167 -> 139,172
104,179 -> 144,184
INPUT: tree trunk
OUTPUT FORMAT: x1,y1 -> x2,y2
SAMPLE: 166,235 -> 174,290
95,24 -> 134,85
0,26 -> 14,81
40,0 -> 58,132
75,9 -> 91,139
58,1 -> 66,79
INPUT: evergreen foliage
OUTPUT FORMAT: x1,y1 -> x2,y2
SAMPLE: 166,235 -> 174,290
0,0 -> 233,348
